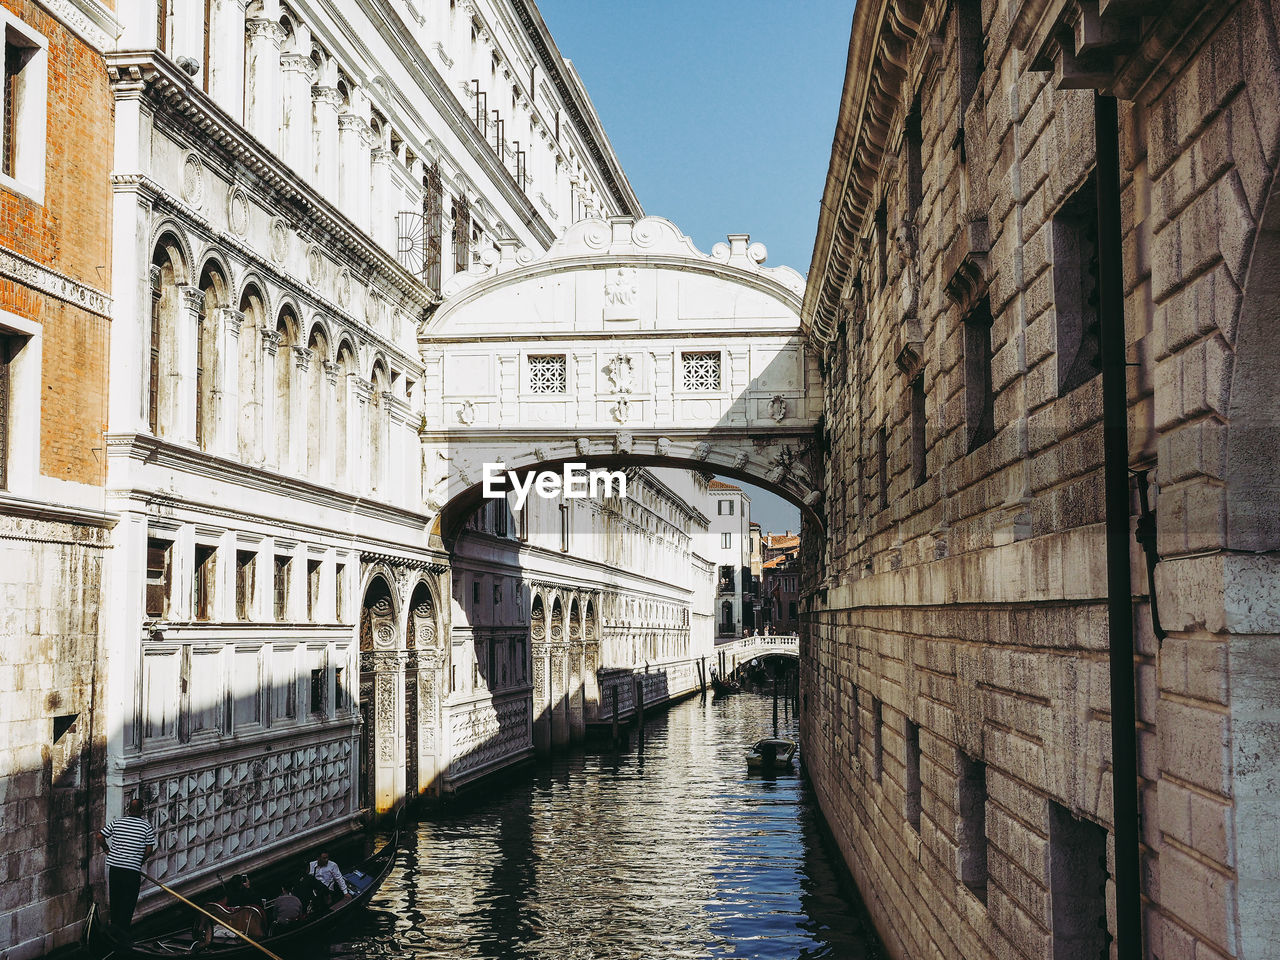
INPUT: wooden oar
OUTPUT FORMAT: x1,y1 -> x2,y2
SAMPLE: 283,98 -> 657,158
138,872 -> 285,960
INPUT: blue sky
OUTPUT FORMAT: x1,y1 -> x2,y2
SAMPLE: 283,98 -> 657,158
538,1 -> 852,534
539,0 -> 854,274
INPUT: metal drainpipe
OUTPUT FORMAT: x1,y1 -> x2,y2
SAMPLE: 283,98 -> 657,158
1094,92 -> 1143,958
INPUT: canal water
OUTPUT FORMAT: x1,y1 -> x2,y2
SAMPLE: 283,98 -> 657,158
336,689 -> 884,959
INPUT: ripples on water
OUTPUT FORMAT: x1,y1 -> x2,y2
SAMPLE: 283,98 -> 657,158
336,691 -> 883,959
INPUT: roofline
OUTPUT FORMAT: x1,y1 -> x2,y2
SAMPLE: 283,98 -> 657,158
801,0 -> 885,342
510,0 -> 644,218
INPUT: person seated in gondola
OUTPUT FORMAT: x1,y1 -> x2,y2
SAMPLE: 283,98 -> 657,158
304,851 -> 350,911
272,883 -> 305,932
225,873 -> 264,913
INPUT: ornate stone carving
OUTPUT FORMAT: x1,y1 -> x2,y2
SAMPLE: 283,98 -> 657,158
457,399 -> 476,425
693,441 -> 711,461
611,397 -> 631,424
181,153 -> 205,209
734,451 -> 750,470
375,675 -> 396,762
605,353 -> 635,393
615,432 -> 633,454
269,219 -> 289,262
655,437 -> 671,456
137,737 -> 352,882
576,437 -> 591,456
227,186 -> 250,236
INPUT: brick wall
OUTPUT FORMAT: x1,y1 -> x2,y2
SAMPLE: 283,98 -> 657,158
0,2 -> 114,957
802,1 -> 1280,958
0,0 -> 112,487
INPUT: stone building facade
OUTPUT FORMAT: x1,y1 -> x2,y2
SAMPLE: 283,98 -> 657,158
94,0 -> 666,920
801,1 -> 1280,959
0,1 -> 118,956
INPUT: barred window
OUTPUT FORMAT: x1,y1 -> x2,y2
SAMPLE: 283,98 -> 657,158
528,354 -> 566,394
682,351 -> 721,391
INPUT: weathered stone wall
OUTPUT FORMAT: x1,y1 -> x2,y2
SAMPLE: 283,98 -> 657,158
0,515 -> 108,959
802,1 -> 1280,958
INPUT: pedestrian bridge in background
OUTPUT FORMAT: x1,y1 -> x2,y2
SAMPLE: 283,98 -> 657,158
715,635 -> 800,676
418,216 -> 824,540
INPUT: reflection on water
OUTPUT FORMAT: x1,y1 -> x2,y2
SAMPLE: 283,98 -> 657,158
336,692 -> 883,959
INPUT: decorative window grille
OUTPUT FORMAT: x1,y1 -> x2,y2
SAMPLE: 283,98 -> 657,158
424,163 -> 442,292
452,194 -> 471,274
681,351 -> 721,391
2,42 -> 18,176
528,354 -> 566,394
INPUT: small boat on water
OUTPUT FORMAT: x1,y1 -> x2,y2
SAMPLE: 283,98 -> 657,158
711,674 -> 740,695
84,824 -> 400,959
747,737 -> 797,772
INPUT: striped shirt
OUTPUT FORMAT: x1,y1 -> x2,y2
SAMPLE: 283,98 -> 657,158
102,815 -> 156,871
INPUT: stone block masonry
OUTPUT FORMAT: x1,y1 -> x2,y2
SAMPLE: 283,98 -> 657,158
0,1 -> 116,957
802,0 -> 1280,958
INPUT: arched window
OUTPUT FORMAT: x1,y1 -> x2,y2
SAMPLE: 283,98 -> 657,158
275,308 -> 299,470
334,341 -> 356,485
148,235 -> 186,437
306,324 -> 329,477
196,261 -> 229,451
238,284 -> 265,463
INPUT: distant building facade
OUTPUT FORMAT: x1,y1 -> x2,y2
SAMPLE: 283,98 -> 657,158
0,1 -> 118,956
759,532 -> 799,633
801,1 -> 1280,959
707,479 -> 752,637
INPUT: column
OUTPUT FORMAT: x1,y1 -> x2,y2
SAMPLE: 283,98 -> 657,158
260,328 -> 280,470
568,641 -> 585,741
313,86 -> 341,201
290,345 -> 311,475
109,79 -> 154,436
243,17 -> 282,144
174,286 -> 204,445
371,144 -> 393,251
322,361 -> 338,484
214,307 -> 243,459
532,642 -> 550,755
551,645 -> 569,747
337,114 -> 369,223
350,377 -> 373,494
280,50 -> 315,175
209,0 -> 248,120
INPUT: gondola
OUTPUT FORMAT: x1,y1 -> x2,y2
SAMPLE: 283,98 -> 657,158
710,674 -> 740,695
84,822 -> 400,959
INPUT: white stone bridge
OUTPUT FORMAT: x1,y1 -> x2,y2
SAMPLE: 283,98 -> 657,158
714,635 -> 800,678
418,216 -> 824,540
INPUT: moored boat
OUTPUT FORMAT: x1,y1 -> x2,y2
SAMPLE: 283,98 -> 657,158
747,737 -> 797,772
84,824 -> 400,959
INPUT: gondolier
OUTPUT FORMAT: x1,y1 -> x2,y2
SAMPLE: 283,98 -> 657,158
95,797 -> 157,936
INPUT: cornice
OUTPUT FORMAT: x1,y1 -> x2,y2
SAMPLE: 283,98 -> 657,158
37,0 -> 120,52
1009,0 -> 1240,104
106,52 -> 434,315
506,0 -> 642,217
105,432 -> 434,531
0,242 -> 111,318
803,0 -> 925,347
